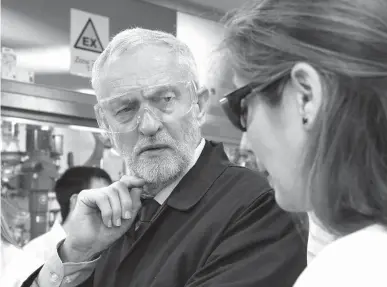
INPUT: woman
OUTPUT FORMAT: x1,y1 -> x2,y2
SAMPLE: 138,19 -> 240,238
219,0 -> 387,286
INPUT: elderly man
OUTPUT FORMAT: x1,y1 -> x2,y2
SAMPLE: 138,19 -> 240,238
23,28 -> 306,287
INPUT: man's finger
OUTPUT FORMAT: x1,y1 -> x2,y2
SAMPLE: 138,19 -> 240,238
108,186 -> 123,227
130,187 -> 143,214
93,192 -> 113,228
114,181 -> 133,220
119,175 -> 145,188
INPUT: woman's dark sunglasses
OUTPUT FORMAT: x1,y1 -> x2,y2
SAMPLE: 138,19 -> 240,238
219,73 -> 287,132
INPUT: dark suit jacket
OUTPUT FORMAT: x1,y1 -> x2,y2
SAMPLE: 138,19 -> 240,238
25,141 -> 307,287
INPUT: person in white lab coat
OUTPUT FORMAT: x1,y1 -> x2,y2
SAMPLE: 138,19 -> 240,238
0,213 -> 41,287
219,0 -> 387,286
23,166 -> 112,263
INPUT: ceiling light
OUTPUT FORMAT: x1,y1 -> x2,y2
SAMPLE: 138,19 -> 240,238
15,46 -> 70,74
76,89 -> 95,95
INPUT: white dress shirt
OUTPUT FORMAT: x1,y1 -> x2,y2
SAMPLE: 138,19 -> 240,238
295,224 -> 387,287
23,219 -> 67,263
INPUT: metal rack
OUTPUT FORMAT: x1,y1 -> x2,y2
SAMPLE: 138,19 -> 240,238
1,79 -> 98,127
1,80 -> 99,244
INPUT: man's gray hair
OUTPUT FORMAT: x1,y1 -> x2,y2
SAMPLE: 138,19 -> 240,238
91,27 -> 199,96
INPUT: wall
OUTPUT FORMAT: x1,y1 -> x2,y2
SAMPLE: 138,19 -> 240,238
177,12 -> 224,88
2,0 -> 177,91
52,127 -> 96,173
177,12 -> 242,145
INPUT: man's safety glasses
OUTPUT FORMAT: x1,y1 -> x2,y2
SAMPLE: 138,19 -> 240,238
95,81 -> 197,134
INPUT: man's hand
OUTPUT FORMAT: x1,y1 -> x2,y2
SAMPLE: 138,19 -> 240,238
59,175 -> 145,263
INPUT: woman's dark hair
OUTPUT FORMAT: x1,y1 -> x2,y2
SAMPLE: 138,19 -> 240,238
221,0 -> 387,235
55,166 -> 112,222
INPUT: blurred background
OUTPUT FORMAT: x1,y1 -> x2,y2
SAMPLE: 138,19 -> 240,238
1,0 -> 257,246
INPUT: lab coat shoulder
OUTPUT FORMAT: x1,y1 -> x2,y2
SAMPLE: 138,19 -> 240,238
294,224 -> 387,287
0,243 -> 43,287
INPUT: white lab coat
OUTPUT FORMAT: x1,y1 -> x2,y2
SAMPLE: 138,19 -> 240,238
295,224 -> 387,287
0,240 -> 42,287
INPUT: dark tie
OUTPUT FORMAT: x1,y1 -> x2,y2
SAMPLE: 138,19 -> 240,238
135,199 -> 161,240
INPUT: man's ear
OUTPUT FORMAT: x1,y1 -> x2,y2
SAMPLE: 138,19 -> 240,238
69,194 -> 78,212
196,88 -> 210,125
290,62 -> 323,130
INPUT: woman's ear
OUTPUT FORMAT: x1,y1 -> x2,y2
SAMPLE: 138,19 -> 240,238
290,62 -> 323,130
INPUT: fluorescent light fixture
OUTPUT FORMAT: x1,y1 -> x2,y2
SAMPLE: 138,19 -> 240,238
2,116 -> 103,133
15,46 -> 71,74
110,148 -> 120,156
68,125 -> 104,133
1,117 -> 43,126
76,89 -> 96,95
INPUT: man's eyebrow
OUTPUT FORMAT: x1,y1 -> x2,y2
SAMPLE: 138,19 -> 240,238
142,84 -> 176,98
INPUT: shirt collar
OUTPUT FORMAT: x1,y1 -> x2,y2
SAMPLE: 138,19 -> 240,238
47,221 -> 67,242
154,138 -> 205,205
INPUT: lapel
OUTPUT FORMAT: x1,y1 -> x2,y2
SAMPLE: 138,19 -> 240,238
166,141 -> 231,210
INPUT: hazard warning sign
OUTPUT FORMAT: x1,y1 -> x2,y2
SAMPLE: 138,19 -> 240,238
74,18 -> 104,53
70,9 -> 109,78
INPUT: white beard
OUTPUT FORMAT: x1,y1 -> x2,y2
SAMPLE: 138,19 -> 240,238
124,116 -> 201,197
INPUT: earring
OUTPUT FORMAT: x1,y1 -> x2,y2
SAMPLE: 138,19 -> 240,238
302,117 -> 308,124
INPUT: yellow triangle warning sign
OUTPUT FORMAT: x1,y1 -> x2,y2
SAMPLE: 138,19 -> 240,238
74,18 -> 104,53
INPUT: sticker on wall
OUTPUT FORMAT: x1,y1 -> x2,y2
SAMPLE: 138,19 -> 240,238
74,19 -> 104,53
70,9 -> 109,78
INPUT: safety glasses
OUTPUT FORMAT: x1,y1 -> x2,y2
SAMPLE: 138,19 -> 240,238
94,81 -> 197,134
219,72 -> 288,132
